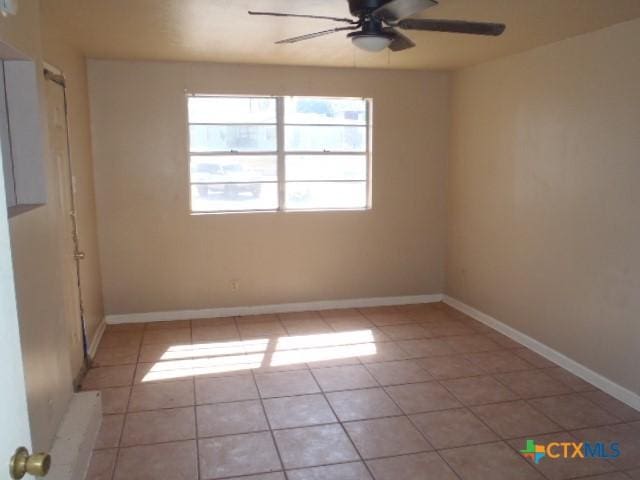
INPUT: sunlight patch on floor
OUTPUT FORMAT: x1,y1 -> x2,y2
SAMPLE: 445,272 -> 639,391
270,343 -> 377,367
160,341 -> 253,360
142,329 -> 376,382
276,329 -> 375,350
141,353 -> 265,382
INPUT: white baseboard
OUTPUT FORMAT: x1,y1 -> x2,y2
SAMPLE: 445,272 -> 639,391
47,391 -> 102,480
87,319 -> 106,359
105,294 -> 444,325
443,295 -> 640,412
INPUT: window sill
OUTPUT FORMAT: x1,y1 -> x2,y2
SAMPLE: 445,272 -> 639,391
190,207 -> 372,216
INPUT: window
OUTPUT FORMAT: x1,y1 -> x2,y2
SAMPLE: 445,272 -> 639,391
187,95 -> 371,213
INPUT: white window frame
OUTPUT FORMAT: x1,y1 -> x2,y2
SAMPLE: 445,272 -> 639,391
187,94 -> 372,214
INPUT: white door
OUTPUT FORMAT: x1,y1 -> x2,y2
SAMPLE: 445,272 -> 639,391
0,135 -> 33,474
45,73 -> 85,372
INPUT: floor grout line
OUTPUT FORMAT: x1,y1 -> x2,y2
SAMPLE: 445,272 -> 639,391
93,411 -> 633,450
98,379 -> 623,414
105,320 -> 146,480
189,321 -> 202,480
250,370 -> 289,479
306,367 -> 379,480
238,315 -> 291,479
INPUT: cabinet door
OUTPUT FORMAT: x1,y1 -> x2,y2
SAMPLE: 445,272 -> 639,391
0,62 -> 17,208
5,60 -> 47,211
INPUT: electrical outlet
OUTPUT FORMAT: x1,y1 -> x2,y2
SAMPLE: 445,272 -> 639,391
230,279 -> 240,292
47,397 -> 54,419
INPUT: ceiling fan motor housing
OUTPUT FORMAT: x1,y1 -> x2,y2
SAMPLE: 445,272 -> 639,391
348,0 -> 392,17
348,18 -> 390,39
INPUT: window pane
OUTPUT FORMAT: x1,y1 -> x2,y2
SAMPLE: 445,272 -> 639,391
191,156 -> 277,183
285,97 -> 367,125
191,183 -> 278,212
285,182 -> 368,210
286,155 -> 367,181
188,97 -> 276,124
190,125 -> 276,152
285,126 -> 366,152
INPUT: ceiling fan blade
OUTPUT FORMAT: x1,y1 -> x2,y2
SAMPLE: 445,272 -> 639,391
384,28 -> 416,51
398,18 -> 506,36
372,0 -> 438,23
248,11 -> 357,24
275,26 -> 360,44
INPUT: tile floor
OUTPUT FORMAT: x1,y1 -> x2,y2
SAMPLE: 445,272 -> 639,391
83,302 -> 640,480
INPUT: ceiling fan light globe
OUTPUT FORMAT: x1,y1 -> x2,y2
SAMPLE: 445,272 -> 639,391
351,34 -> 392,52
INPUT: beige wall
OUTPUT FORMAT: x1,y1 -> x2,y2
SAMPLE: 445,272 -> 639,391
447,19 -> 640,395
87,61 -> 449,315
0,0 -> 104,451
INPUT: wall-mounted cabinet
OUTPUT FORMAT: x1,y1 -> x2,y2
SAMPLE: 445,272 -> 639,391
0,53 -> 47,217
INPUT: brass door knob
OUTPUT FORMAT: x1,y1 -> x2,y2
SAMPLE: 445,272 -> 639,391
9,447 -> 51,479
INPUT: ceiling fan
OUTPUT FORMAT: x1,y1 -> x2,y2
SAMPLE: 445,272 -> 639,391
249,0 -> 506,53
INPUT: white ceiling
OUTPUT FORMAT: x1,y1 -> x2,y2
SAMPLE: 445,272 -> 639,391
41,0 -> 640,70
